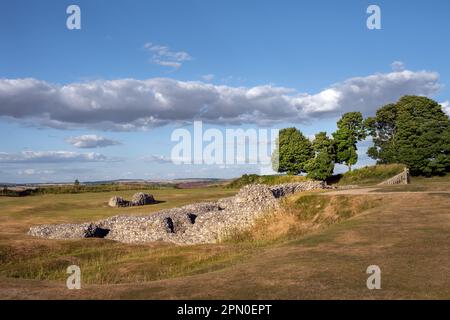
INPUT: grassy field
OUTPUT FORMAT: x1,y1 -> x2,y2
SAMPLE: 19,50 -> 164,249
0,183 -> 176,197
0,175 -> 449,299
0,187 -> 237,226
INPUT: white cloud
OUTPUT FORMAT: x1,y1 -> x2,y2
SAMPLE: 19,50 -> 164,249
441,100 -> 450,116
0,151 -> 108,163
66,134 -> 121,148
144,42 -> 192,70
18,169 -> 56,175
201,74 -> 215,81
154,60 -> 182,69
391,61 -> 406,72
0,69 -> 442,131
139,154 -> 172,164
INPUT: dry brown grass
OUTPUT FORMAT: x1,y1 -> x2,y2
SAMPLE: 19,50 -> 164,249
225,193 -> 381,244
0,176 -> 449,299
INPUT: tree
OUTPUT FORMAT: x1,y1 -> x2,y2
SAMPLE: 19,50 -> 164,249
368,96 -> 450,176
365,103 -> 398,164
272,127 -> 313,175
74,179 -> 80,186
311,131 -> 335,158
304,132 -> 335,180
305,152 -> 335,180
332,112 -> 366,171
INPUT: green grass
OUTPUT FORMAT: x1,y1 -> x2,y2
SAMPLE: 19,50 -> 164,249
0,185 -> 380,285
373,174 -> 450,192
0,186 -> 248,284
0,174 -> 447,295
0,187 -> 238,225
228,164 -> 413,188
292,194 -> 331,220
335,164 -> 406,186
227,174 -> 308,188
0,240 -> 254,284
0,183 -> 176,197
223,193 -> 381,245
1,178 -> 449,299
36,183 -> 176,194
291,194 -> 378,223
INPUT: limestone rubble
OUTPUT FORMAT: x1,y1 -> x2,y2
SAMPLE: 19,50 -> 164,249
28,181 -> 331,245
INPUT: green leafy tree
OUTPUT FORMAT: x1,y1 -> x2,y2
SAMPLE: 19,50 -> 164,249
312,132 -> 335,158
366,96 -> 450,175
305,152 -> 335,180
332,112 -> 366,171
272,127 -> 313,175
74,179 -> 80,186
365,103 -> 398,164
304,132 -> 335,180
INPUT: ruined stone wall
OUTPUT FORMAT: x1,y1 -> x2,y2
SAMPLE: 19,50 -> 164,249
29,181 -> 330,245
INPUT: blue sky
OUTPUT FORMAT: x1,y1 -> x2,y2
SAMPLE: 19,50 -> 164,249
1,0 -> 449,183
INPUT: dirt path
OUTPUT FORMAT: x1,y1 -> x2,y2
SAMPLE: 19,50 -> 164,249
323,187 -> 450,195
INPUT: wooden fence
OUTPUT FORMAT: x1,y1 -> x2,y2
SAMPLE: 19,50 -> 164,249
378,168 -> 410,185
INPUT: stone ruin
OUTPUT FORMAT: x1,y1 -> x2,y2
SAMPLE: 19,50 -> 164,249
28,181 -> 331,245
108,192 -> 156,207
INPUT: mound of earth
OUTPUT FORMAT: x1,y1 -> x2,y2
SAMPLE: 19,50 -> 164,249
28,181 -> 331,245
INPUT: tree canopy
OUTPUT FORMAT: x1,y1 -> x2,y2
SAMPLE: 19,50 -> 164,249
365,103 -> 398,164
304,132 -> 335,180
272,127 -> 313,175
271,95 -> 450,179
366,96 -> 450,175
332,112 -> 366,171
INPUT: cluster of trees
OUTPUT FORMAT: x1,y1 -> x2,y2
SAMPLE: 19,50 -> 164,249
272,111 -> 366,180
272,95 -> 450,179
366,96 -> 450,176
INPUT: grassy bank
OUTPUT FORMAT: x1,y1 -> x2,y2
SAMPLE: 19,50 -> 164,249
227,174 -> 308,188
227,164 -> 409,189
334,164 -> 406,186
225,193 -> 381,245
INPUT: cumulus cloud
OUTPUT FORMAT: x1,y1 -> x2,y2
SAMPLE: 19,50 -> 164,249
66,134 -> 121,148
0,69 -> 442,131
144,43 -> 192,70
0,151 -> 108,163
139,154 -> 172,164
201,74 -> 215,81
391,61 -> 406,72
441,101 -> 450,116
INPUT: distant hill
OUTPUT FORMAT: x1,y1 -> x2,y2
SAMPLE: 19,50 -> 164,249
1,178 -> 229,187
